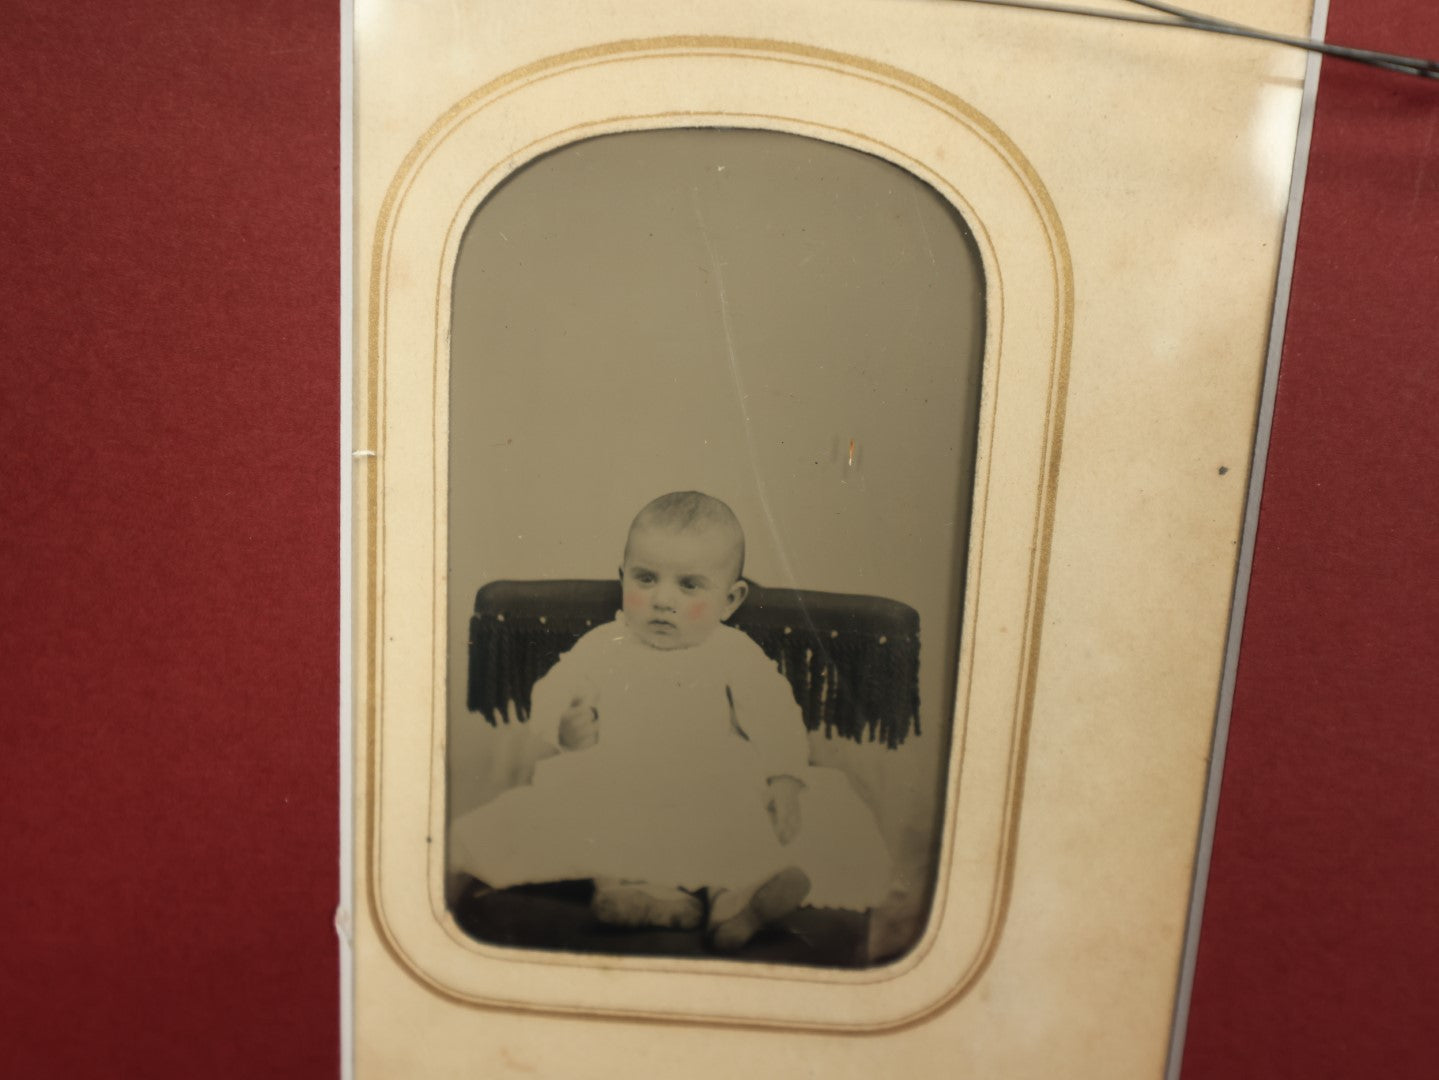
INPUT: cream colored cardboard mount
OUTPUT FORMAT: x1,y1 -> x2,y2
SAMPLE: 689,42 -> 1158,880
351,3 -> 1316,1075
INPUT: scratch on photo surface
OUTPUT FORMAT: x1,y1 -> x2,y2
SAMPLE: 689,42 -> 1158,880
908,182 -> 937,265
690,186 -> 800,588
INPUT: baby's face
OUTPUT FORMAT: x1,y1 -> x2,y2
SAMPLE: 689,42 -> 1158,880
620,524 -> 748,650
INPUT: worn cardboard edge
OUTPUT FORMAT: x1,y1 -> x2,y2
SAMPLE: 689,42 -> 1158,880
340,1 -> 357,1078
1163,1 -> 1332,1075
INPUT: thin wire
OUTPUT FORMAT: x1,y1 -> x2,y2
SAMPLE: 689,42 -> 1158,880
1120,0 -> 1436,78
941,0 -> 1439,80
1122,0 -> 1254,22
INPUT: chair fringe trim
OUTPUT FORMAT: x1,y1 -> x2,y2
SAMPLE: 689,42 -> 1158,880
468,613 -> 919,748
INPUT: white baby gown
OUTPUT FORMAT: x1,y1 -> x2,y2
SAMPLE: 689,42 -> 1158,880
449,619 -> 893,911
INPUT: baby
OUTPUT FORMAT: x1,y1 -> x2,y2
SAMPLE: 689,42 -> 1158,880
450,492 -> 891,950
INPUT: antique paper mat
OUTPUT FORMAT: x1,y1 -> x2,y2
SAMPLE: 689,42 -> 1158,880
350,1 -> 1319,1075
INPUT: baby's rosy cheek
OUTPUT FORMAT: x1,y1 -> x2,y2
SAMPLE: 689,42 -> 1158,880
685,601 -> 711,622
624,590 -> 645,611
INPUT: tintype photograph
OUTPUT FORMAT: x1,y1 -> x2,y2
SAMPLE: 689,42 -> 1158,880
442,128 -> 985,969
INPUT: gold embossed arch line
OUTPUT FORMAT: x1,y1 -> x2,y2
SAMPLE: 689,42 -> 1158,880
362,36 -> 1075,1031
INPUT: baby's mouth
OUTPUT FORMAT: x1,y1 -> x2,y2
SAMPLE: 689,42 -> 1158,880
647,618 -> 676,631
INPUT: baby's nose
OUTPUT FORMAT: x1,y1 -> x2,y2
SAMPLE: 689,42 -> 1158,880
652,585 -> 678,610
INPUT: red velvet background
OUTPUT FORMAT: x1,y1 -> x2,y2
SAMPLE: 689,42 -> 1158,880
0,3 -> 1432,1077
1181,4 -> 1439,1077
1,4 -> 339,1077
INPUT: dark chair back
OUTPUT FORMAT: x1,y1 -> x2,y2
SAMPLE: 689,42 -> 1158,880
468,580 -> 921,747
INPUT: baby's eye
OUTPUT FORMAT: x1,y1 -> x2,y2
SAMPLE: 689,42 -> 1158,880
680,581 -> 700,591
634,572 -> 656,584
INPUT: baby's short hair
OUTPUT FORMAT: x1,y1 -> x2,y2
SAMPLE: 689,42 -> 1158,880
627,491 -> 746,579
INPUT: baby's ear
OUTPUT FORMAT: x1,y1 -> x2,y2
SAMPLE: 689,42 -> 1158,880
723,579 -> 750,618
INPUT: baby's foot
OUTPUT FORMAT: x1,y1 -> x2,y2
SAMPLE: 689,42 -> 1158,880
591,879 -> 704,930
709,867 -> 811,952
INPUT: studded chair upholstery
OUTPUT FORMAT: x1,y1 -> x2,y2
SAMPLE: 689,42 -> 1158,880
467,579 -> 920,747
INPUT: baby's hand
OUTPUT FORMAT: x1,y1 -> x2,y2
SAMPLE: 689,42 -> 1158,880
557,695 -> 599,750
765,776 -> 804,845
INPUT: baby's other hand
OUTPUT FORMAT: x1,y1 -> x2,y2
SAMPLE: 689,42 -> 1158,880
765,776 -> 804,845
558,696 -> 599,750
